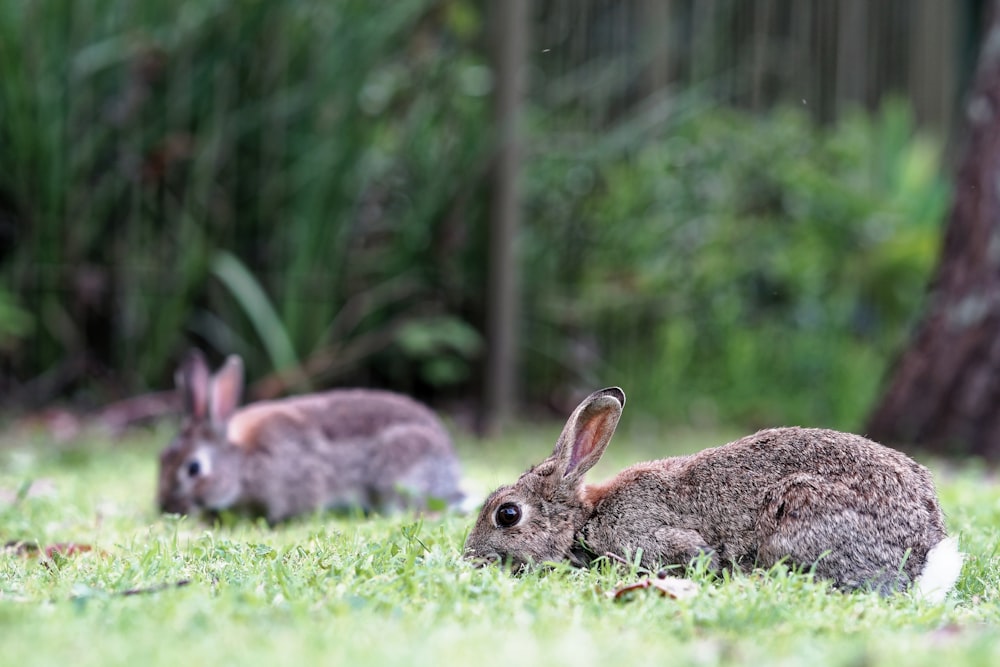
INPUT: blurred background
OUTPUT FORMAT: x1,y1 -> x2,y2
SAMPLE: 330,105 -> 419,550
1,0 -> 996,456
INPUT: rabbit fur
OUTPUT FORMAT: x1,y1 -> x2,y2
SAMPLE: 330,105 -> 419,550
158,350 -> 465,523
464,387 -> 962,598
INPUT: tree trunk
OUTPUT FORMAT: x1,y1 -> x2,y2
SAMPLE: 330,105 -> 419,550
480,0 -> 528,436
866,0 -> 1000,459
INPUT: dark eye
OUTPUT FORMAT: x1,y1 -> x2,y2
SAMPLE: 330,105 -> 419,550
186,459 -> 201,477
495,502 -> 521,528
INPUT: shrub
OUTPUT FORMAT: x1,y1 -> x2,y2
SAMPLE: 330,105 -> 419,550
521,100 -> 947,429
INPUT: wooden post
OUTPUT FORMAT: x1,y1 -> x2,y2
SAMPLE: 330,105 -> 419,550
642,0 -> 672,99
910,0 -> 957,132
482,0 -> 528,436
836,0 -> 868,115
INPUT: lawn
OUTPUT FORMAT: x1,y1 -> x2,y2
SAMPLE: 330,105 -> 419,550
1,420 -> 998,667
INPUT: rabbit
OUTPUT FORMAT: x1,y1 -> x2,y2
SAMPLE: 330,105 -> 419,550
157,349 -> 465,523
464,387 -> 963,600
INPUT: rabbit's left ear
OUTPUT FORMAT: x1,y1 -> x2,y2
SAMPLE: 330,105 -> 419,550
177,349 -> 211,420
210,355 -> 244,424
551,387 -> 625,483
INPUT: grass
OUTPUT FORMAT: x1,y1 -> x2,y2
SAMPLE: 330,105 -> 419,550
1,421 -> 999,667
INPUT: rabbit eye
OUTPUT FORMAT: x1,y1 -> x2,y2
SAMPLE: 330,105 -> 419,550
495,503 -> 521,528
177,450 -> 211,484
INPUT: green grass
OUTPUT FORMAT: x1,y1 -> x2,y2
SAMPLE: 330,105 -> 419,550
1,423 -> 999,667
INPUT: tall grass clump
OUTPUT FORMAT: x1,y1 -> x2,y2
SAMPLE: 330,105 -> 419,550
0,0 -> 489,400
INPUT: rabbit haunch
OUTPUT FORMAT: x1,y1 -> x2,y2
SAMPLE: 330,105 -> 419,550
464,387 -> 962,599
157,351 -> 465,522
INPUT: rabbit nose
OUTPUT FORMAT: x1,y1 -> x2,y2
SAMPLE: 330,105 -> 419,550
464,550 -> 501,567
159,496 -> 190,515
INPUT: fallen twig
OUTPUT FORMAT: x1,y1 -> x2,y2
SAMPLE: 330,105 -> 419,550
117,580 -> 191,596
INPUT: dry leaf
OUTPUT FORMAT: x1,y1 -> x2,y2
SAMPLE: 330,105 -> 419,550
648,576 -> 699,599
5,540 -> 97,559
610,576 -> 699,601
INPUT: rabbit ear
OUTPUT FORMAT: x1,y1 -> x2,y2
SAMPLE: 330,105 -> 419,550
551,387 -> 625,482
209,355 -> 244,425
177,349 -> 210,420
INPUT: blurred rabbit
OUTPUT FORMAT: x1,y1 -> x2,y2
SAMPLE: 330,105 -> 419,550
465,387 -> 961,601
158,350 -> 465,523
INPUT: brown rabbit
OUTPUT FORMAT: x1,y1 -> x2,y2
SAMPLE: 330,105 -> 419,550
158,350 -> 465,523
464,387 -> 962,600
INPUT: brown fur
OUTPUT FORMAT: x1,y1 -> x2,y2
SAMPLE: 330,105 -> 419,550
464,387 -> 952,593
157,350 -> 465,523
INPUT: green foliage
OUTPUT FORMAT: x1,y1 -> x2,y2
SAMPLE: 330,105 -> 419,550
0,287 -> 32,351
522,100 -> 948,429
0,0 -> 489,395
0,427 -> 998,667
396,316 -> 483,387
210,250 -> 304,387
0,0 -> 949,432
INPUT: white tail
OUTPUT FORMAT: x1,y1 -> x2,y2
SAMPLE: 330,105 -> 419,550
914,537 -> 963,603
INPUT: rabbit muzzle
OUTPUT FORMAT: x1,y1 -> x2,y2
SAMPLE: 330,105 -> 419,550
463,546 -> 531,573
159,493 -> 197,516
